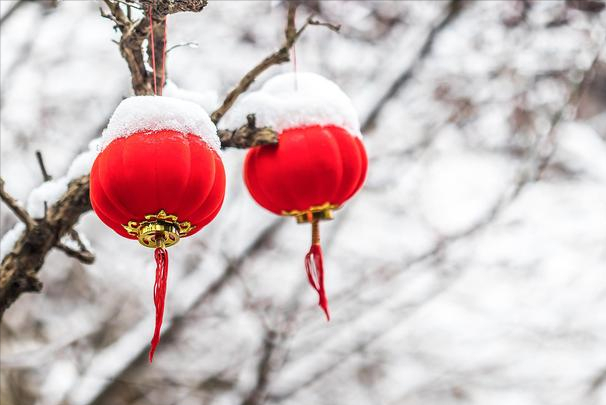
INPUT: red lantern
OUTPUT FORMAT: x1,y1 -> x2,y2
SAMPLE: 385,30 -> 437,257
89,96 -> 225,361
244,124 -> 367,319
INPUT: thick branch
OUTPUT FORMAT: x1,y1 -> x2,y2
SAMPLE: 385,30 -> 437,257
101,0 -> 205,95
0,176 -> 91,316
218,115 -> 278,149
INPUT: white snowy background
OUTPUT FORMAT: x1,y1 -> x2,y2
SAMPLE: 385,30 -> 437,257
1,1 -> 606,405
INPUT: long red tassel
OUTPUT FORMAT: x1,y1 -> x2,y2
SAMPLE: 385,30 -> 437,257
304,220 -> 330,321
149,246 -> 168,362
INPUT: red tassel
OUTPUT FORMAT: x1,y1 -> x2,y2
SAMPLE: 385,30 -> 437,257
149,247 -> 168,362
305,243 -> 330,321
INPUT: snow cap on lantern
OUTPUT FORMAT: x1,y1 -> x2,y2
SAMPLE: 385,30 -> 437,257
102,95 -> 221,152
221,72 -> 362,137
233,72 -> 368,321
90,95 -> 226,361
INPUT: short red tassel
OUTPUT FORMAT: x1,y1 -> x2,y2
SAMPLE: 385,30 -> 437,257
149,247 -> 168,362
305,220 -> 330,320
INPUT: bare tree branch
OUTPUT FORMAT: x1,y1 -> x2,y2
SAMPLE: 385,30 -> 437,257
55,230 -> 95,265
0,178 -> 35,231
76,220 -> 284,405
241,329 -> 278,405
211,2 -> 337,124
35,150 -> 52,182
0,0 -> 28,28
55,242 -> 95,265
362,0 -> 465,133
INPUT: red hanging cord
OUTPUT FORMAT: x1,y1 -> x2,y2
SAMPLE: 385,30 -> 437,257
148,5 -> 157,95
304,220 -> 330,321
149,246 -> 169,362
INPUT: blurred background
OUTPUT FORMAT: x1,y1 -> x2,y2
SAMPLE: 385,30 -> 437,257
1,1 -> 606,404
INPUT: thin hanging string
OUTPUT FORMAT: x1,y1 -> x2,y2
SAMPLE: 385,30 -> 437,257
292,43 -> 299,91
160,17 -> 167,95
149,245 -> 169,362
304,219 -> 330,321
148,5 -> 157,95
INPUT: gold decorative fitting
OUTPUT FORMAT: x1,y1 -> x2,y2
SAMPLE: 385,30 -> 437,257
282,202 -> 340,224
122,209 -> 194,248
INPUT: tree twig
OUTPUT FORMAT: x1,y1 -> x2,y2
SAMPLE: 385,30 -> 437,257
0,178 -> 35,231
211,2 -> 337,124
55,230 -> 95,265
35,150 -> 52,182
55,242 -> 95,265
0,0 -> 28,28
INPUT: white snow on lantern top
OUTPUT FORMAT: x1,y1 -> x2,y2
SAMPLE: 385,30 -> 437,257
221,72 -> 362,137
102,96 -> 221,153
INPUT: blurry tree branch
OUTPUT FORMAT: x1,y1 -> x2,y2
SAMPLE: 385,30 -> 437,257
241,329 -> 279,405
0,0 -> 58,28
71,220 -> 284,405
55,230 -> 96,265
362,0 -> 465,132
0,0 -> 28,28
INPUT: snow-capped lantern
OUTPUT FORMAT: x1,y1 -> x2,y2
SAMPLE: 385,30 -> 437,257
89,96 -> 225,361
227,73 -> 368,320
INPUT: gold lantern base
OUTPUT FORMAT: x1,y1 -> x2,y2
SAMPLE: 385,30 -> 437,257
283,202 -> 340,224
122,210 -> 194,248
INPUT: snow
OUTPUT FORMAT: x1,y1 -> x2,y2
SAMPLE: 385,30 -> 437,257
101,96 -> 221,152
163,80 -> 219,113
0,136 -> 101,260
220,72 -> 362,136
553,122 -> 606,182
66,138 -> 102,180
418,127 -> 513,235
26,178 -> 69,219
0,222 -> 25,260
